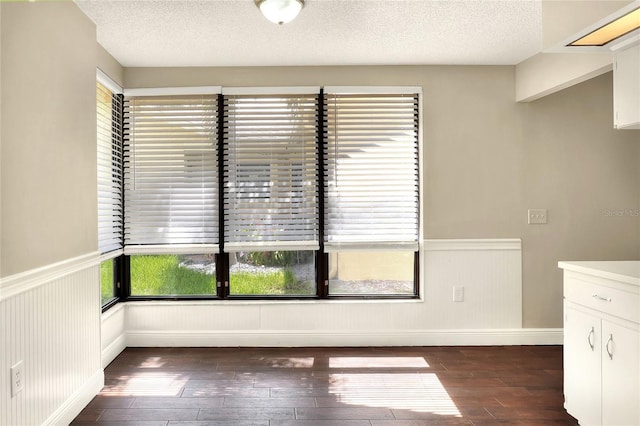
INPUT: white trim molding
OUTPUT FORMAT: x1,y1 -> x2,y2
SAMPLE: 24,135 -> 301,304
424,238 -> 521,251
102,334 -> 127,369
0,252 -> 101,301
124,86 -> 222,96
222,86 -> 321,95
126,328 -> 563,347
43,369 -> 104,426
97,68 -> 123,94
324,86 -> 423,95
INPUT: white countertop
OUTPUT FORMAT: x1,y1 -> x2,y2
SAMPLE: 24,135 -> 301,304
558,261 -> 640,286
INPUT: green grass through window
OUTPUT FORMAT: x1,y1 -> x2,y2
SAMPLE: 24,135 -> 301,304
128,255 -> 309,296
100,260 -> 115,305
131,255 -> 216,295
230,268 -> 308,295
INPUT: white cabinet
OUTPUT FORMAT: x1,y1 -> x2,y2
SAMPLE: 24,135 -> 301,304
601,320 -> 639,426
613,43 -> 640,129
564,303 -> 601,425
560,261 -> 640,426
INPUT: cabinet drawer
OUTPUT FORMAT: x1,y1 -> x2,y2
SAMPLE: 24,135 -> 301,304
565,277 -> 639,324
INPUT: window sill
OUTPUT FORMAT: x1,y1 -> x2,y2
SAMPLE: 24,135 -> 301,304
122,297 -> 424,307
101,300 -> 125,318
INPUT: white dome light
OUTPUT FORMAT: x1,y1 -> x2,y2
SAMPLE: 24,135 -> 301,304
256,0 -> 304,25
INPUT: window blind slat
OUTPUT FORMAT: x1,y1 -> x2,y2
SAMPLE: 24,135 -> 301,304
97,82 -> 124,254
324,92 -> 419,251
124,94 -> 219,252
223,93 -> 319,251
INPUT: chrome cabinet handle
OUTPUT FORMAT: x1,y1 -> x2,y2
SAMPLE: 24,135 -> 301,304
587,326 -> 595,351
592,294 -> 612,302
606,334 -> 614,360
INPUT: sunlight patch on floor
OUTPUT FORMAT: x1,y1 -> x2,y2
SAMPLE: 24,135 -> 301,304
328,372 -> 461,416
101,372 -> 187,396
329,357 -> 429,368
137,356 -> 166,368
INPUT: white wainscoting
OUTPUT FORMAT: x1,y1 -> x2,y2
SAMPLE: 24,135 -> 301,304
101,303 -> 126,368
423,238 -> 523,329
123,239 -> 560,347
0,239 -> 559,425
0,253 -> 103,426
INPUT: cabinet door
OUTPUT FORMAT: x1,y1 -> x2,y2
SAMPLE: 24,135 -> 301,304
613,44 -> 640,129
602,320 -> 639,426
564,302 -> 602,425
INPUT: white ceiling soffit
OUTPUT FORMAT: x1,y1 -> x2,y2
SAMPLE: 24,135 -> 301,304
75,0 -> 543,67
549,0 -> 640,53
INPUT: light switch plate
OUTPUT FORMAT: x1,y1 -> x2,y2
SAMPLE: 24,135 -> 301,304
528,209 -> 547,224
453,286 -> 464,302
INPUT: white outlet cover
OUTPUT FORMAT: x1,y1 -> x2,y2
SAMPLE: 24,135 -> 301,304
528,209 -> 548,224
11,361 -> 24,397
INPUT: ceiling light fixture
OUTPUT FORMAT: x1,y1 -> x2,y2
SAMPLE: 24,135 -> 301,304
255,0 -> 304,25
568,7 -> 640,46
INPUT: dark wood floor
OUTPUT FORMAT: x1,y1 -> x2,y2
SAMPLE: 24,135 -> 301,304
73,346 -> 578,425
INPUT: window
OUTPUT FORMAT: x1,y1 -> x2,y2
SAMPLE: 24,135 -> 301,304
99,258 -> 116,305
129,254 -> 217,296
223,89 -> 319,295
324,89 -> 420,295
229,250 -> 316,296
115,86 -> 420,300
123,89 -> 220,296
97,77 -> 124,306
328,251 -> 416,295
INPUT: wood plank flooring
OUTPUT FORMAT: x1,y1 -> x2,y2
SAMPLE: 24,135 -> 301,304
73,346 -> 578,425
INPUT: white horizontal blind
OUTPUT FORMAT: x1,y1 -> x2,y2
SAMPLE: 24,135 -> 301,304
324,91 -> 420,252
97,81 -> 123,254
223,92 -> 319,251
123,94 -> 219,254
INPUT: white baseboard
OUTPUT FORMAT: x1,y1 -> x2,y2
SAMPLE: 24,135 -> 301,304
126,328 -> 563,347
102,333 -> 127,368
43,369 -> 104,426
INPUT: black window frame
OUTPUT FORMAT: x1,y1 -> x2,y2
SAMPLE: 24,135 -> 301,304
102,86 -> 421,309
97,77 -> 125,311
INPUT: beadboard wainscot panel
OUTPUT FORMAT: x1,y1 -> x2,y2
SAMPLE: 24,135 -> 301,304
125,239 -> 561,347
102,303 -> 126,368
0,252 -> 103,425
422,238 -> 523,329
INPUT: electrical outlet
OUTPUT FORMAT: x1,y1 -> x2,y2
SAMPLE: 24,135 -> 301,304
528,209 -> 548,224
11,361 -> 24,397
453,286 -> 464,302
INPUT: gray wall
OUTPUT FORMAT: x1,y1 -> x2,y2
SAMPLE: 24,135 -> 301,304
0,2 -> 637,329
98,43 -> 124,88
521,73 -> 640,326
1,2 -> 97,277
0,4 -> 102,423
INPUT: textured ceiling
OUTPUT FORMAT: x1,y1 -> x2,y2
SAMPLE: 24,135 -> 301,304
76,0 -> 543,67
